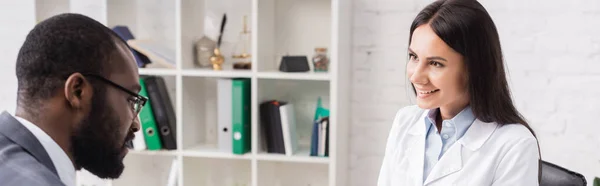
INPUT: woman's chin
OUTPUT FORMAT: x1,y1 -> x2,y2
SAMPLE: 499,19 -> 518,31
416,101 -> 438,110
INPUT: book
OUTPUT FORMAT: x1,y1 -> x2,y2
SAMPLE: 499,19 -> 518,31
311,117 -> 329,157
259,100 -> 285,154
279,103 -> 298,156
127,39 -> 176,69
110,26 -> 151,68
310,120 -> 319,156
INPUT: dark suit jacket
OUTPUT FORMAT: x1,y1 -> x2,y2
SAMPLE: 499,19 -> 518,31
0,111 -> 64,185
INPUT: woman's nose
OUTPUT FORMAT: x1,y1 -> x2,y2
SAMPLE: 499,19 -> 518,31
409,63 -> 428,85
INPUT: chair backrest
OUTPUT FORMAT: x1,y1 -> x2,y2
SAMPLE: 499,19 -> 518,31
540,160 -> 587,186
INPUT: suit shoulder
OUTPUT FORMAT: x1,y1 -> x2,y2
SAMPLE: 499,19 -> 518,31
0,137 -> 63,186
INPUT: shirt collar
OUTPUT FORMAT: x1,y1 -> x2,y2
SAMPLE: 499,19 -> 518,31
425,106 -> 476,138
14,116 -> 75,186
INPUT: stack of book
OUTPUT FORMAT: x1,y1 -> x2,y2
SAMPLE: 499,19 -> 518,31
258,98 -> 330,157
111,25 -> 175,69
310,97 -> 330,157
310,116 -> 329,157
259,100 -> 299,156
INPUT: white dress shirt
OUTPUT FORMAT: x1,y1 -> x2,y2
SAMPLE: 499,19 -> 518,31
15,116 -> 75,186
423,106 -> 475,182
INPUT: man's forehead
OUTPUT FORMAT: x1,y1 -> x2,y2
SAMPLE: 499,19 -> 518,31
106,42 -> 140,91
109,42 -> 137,70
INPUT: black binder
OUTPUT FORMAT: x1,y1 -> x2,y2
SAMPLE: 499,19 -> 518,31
259,100 -> 286,154
144,76 -> 177,150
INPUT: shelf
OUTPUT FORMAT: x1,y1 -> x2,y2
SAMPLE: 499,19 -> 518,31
256,71 -> 330,81
128,149 -> 178,156
257,160 -> 329,186
256,150 -> 330,164
181,69 -> 253,78
182,157 -> 251,186
182,144 -> 252,160
41,0 -> 354,185
138,68 -> 178,76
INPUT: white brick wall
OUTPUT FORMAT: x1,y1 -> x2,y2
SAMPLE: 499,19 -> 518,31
351,0 -> 600,185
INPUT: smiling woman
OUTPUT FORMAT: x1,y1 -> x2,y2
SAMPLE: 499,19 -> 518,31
406,23 -> 469,117
377,0 -> 541,186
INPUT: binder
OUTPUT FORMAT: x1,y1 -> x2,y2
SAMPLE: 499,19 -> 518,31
231,78 -> 251,154
217,78 -> 233,153
279,103 -> 298,156
259,101 -> 276,153
259,100 -> 285,154
138,76 -> 162,150
145,76 -> 177,150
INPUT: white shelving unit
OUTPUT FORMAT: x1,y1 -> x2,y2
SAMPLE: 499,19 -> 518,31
34,0 -> 351,185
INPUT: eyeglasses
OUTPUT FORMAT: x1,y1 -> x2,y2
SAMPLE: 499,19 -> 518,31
83,74 -> 148,115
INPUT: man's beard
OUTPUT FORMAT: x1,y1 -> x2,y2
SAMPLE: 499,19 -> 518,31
71,89 -> 133,179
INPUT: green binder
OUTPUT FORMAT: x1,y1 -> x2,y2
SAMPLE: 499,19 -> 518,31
232,78 -> 251,154
139,77 -> 163,150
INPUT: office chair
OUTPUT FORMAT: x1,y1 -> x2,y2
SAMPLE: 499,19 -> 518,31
540,160 -> 587,186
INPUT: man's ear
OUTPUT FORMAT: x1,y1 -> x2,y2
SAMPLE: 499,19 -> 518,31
64,73 -> 92,110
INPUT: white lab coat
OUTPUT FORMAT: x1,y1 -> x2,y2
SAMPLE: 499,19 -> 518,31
377,105 -> 539,186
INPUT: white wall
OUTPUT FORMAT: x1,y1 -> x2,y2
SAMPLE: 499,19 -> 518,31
0,0 -> 36,114
351,0 -> 600,185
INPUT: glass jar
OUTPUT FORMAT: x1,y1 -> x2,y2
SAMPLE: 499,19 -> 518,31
231,15 -> 252,70
312,47 -> 329,72
193,35 -> 216,68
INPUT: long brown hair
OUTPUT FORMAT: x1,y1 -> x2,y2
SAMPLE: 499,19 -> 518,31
408,0 -> 541,181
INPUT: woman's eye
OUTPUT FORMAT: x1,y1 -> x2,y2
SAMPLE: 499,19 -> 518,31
408,54 -> 418,61
430,61 -> 444,67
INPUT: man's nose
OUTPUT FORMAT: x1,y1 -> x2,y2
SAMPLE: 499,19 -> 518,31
131,115 -> 141,133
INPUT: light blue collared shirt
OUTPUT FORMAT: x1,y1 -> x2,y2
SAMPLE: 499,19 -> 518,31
423,106 -> 475,182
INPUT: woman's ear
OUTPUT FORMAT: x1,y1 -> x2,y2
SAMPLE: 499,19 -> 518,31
64,73 -> 92,110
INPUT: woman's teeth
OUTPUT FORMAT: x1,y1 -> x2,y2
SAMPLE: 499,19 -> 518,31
420,89 -> 439,94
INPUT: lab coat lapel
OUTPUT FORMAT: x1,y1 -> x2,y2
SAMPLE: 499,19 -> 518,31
423,142 -> 463,185
423,119 -> 498,185
458,119 -> 498,151
405,110 -> 429,186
